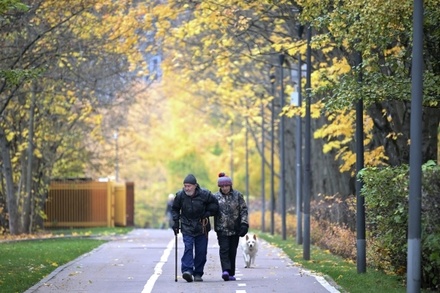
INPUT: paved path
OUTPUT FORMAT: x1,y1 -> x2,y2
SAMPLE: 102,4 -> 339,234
26,229 -> 341,293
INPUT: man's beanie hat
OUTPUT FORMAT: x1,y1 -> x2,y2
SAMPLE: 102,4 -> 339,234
183,174 -> 197,185
218,172 -> 232,187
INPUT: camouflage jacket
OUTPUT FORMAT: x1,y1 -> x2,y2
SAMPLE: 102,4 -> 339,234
213,189 -> 248,236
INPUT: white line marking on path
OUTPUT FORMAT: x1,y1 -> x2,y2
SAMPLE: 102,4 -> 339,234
141,237 -> 174,293
300,268 -> 340,293
315,275 -> 340,293
235,271 -> 246,292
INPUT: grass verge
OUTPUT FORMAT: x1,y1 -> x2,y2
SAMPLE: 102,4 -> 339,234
0,227 -> 133,293
259,232 -> 407,293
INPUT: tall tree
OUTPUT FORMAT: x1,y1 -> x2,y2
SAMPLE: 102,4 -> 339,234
0,0 -> 155,234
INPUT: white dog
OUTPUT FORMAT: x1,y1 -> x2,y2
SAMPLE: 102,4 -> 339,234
241,234 -> 258,268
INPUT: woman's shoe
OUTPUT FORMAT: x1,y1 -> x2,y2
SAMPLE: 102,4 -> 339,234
222,271 -> 229,281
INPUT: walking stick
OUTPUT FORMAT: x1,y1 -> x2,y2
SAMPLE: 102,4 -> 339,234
175,233 -> 178,282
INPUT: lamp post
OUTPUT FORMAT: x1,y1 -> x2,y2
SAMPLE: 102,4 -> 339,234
355,50 -> 366,273
407,0 -> 423,291
261,97 -> 266,232
246,122 -> 249,205
279,54 -> 286,240
303,24 -> 312,260
113,130 -> 119,181
270,68 -> 276,235
290,59 -> 304,245
230,123 -> 234,180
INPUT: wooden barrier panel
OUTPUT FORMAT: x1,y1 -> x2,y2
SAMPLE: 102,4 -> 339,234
45,181 -> 113,228
125,182 -> 135,226
114,182 -> 126,227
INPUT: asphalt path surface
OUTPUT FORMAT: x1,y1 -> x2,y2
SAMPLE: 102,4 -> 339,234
26,229 -> 341,293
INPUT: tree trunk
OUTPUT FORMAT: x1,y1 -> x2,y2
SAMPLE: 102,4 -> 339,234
369,101 -> 439,166
285,115 -> 354,215
0,126 -> 22,235
23,87 -> 37,233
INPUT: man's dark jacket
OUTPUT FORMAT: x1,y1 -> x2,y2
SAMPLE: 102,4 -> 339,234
171,186 -> 219,236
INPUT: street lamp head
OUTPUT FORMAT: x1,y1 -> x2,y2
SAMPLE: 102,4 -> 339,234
279,54 -> 285,66
298,24 -> 304,39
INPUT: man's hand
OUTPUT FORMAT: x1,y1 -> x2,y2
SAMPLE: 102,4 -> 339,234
239,224 -> 248,237
172,222 -> 179,236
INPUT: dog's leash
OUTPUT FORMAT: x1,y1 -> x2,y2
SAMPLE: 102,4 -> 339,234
200,218 -> 208,239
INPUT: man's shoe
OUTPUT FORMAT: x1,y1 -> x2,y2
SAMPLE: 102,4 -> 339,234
194,275 -> 203,282
182,271 -> 193,282
222,271 -> 229,281
229,276 -> 236,281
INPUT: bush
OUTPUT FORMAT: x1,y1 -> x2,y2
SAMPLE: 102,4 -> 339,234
249,196 -> 357,261
310,219 -> 357,260
360,161 -> 440,290
249,161 -> 440,291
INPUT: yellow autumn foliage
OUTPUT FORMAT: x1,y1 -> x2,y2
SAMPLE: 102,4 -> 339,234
315,109 -> 389,175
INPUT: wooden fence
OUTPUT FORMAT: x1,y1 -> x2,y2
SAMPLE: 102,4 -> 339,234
44,180 -> 134,228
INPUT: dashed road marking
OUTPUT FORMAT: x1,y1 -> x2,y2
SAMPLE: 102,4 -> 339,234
236,271 -> 246,292
141,237 -> 174,293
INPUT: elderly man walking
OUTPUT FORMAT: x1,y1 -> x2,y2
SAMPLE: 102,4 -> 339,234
171,174 -> 219,282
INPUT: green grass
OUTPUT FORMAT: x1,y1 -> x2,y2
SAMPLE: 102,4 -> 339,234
0,227 -> 133,293
259,233 -> 413,293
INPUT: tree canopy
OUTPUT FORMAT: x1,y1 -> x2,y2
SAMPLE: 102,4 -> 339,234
0,0 -> 439,235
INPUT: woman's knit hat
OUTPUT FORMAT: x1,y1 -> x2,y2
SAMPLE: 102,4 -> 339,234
218,172 -> 232,187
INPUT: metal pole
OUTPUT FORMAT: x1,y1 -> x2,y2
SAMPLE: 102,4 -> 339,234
279,54 -> 286,240
303,24 -> 311,260
230,123 -> 234,180
270,70 -> 276,235
407,0 -> 423,291
355,51 -> 366,273
261,99 -> 266,232
114,130 -> 119,181
296,55 -> 303,245
246,123 -> 249,205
